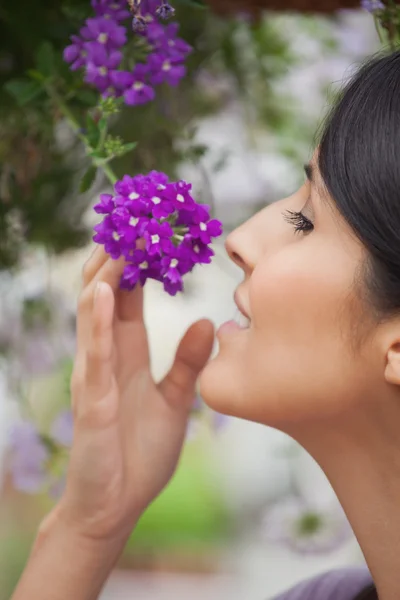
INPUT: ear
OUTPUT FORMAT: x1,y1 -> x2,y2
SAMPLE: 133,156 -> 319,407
385,342 -> 400,385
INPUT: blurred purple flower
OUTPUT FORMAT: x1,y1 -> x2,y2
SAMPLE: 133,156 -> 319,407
213,411 -> 230,431
147,53 -> 186,86
51,410 -> 74,447
261,497 -> 353,554
360,0 -> 385,12
92,0 -> 131,21
81,16 -> 127,49
122,64 -> 156,106
156,1 -> 175,20
85,46 -> 123,93
8,422 -> 49,493
63,36 -> 90,71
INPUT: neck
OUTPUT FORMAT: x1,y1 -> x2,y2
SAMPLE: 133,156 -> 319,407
292,401 -> 400,600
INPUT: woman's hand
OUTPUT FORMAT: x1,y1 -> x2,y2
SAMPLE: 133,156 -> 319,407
58,246 -> 214,545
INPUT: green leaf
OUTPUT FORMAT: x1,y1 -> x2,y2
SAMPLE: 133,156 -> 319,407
80,166 -> 97,193
121,142 -> 137,154
5,79 -> 43,106
27,69 -> 46,83
35,41 -> 56,77
86,115 -> 100,148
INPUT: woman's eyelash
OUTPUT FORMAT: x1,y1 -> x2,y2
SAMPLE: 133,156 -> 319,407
282,209 -> 314,234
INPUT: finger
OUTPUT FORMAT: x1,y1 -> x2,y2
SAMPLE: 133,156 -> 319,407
116,284 -> 144,322
158,319 -> 214,410
116,238 -> 145,322
85,281 -> 115,397
81,245 -> 108,287
76,256 -> 126,354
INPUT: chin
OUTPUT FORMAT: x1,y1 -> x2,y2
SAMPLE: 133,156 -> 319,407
199,353 -> 245,418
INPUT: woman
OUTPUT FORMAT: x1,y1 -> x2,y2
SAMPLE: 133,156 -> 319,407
11,50 -> 400,600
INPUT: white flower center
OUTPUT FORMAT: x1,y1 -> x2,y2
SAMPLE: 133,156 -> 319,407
168,40 -> 175,47
199,222 -> 207,231
129,192 -> 140,200
157,184 -> 166,190
129,217 -> 139,227
99,66 -> 108,76
170,259 -> 178,268
151,234 -> 160,244
98,33 -> 108,44
193,245 -> 200,253
162,60 -> 171,72
133,81 -> 144,90
152,196 -> 161,205
112,231 -> 120,241
139,261 -> 148,269
176,194 -> 184,203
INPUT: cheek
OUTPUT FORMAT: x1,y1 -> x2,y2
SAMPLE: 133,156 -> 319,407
201,243 -> 364,427
251,244 -> 346,338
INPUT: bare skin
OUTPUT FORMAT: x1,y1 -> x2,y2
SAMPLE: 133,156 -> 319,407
11,159 -> 400,600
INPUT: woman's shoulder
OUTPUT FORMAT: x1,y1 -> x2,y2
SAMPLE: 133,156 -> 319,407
270,566 -> 375,600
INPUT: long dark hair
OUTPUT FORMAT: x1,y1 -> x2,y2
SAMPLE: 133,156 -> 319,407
318,51 -> 400,319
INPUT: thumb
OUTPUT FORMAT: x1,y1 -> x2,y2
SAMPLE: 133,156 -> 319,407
158,319 -> 214,409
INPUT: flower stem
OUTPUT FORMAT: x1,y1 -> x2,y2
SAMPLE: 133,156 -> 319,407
46,85 -> 118,187
101,162 -> 118,185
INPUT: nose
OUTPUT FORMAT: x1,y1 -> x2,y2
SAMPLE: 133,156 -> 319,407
225,228 -> 254,275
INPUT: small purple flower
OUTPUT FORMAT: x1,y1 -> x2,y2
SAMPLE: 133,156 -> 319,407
144,220 -> 173,256
51,410 -> 74,447
85,46 -> 122,92
93,214 -> 122,259
183,238 -> 215,264
147,53 -> 186,86
8,421 -> 49,493
156,1 -> 175,20
81,16 -> 127,49
189,218 -> 223,245
360,0 -> 385,11
146,22 -> 191,60
94,193 -> 115,214
161,248 -> 191,295
120,249 -> 161,289
123,65 -> 155,106
92,0 -> 131,21
63,36 -> 90,71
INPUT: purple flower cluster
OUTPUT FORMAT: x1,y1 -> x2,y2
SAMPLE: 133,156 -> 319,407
8,411 -> 74,495
93,172 -> 223,295
360,0 -> 385,12
63,0 -> 191,104
8,422 -> 49,493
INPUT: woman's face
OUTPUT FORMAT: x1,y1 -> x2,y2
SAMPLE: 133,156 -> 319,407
200,158 -> 379,430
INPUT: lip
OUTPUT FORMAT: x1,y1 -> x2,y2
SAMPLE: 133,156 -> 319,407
234,290 -> 250,321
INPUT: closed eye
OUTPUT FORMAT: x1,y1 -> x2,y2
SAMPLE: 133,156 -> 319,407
282,209 -> 314,235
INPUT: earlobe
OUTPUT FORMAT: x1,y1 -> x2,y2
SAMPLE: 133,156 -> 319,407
384,344 -> 400,385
